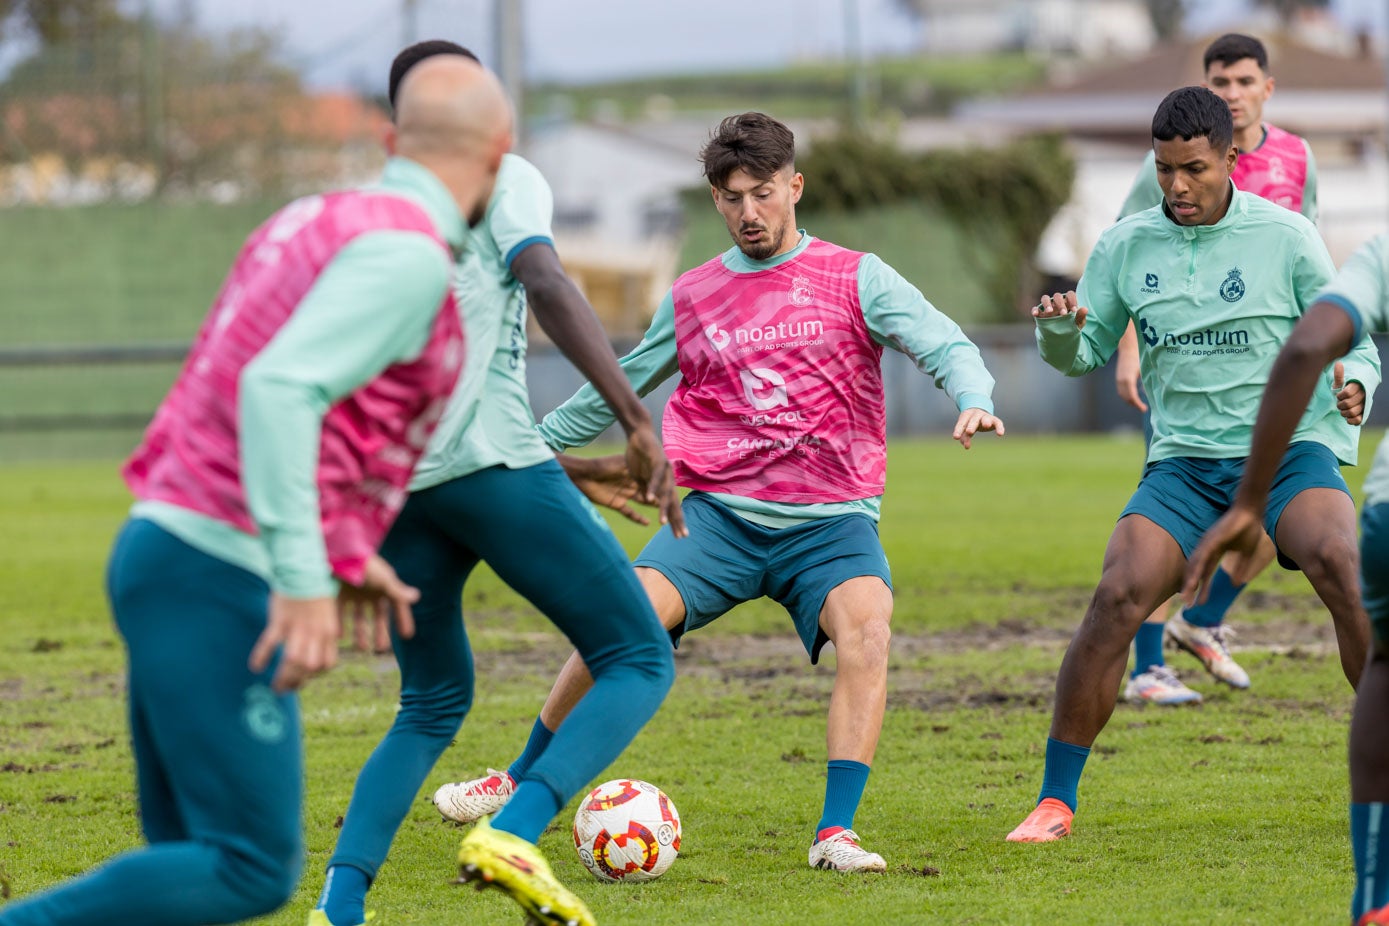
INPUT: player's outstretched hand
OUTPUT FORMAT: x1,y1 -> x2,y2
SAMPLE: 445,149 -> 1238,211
625,425 -> 688,539
1182,505 -> 1264,607
953,407 -> 1005,450
1332,361 -> 1366,426
560,452 -> 653,526
340,590 -> 391,653
251,594 -> 339,693
338,554 -> 419,656
1032,291 -> 1088,329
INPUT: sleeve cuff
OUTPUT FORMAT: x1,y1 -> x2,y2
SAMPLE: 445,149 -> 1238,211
271,570 -> 338,600
503,235 -> 554,269
535,419 -> 571,452
1318,293 -> 1366,347
956,394 -> 995,415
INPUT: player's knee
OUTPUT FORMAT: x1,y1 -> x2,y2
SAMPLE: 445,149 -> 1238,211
833,611 -> 892,667
1298,531 -> 1360,587
862,615 -> 893,664
222,835 -> 303,919
648,641 -> 676,695
397,680 -> 474,738
1091,574 -> 1146,617
627,623 -> 675,691
234,870 -> 298,920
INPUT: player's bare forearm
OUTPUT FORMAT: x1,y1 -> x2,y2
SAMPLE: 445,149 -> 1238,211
555,452 -> 655,527
1114,321 -> 1147,411
514,244 -> 652,436
1233,303 -> 1357,512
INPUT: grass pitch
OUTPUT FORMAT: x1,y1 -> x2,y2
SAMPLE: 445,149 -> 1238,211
0,434 -> 1372,924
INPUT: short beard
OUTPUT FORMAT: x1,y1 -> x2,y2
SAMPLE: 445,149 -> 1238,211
734,222 -> 782,261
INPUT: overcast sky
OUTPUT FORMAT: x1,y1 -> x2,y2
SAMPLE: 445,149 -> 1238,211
23,0 -> 1389,88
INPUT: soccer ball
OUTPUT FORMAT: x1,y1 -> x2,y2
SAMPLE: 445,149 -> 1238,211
572,778 -> 681,882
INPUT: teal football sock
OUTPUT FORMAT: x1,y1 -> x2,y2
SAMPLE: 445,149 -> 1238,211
1181,567 -> 1243,627
318,864 -> 370,926
506,717 -> 555,783
1132,621 -> 1166,678
1038,737 -> 1090,812
816,760 -> 871,836
1353,803 -> 1389,920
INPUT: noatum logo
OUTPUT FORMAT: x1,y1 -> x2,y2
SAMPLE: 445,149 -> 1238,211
1162,328 -> 1250,348
1138,315 -> 1251,352
733,320 -> 824,345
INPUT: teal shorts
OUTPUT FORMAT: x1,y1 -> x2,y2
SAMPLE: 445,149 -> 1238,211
1120,440 -> 1348,568
634,492 -> 892,664
1361,502 -> 1389,642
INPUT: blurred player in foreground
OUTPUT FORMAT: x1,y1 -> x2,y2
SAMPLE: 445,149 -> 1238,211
307,40 -> 681,926
1006,86 -> 1375,844
1182,233 -> 1389,926
434,110 -> 1003,873
0,56 -> 508,926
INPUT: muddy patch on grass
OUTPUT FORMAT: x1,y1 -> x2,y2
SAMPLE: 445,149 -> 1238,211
438,606 -> 1353,722
440,609 -> 1342,691
2,603 -> 1344,725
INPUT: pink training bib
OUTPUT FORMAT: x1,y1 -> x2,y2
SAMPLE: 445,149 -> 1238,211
1233,124 -> 1309,215
124,190 -> 464,585
664,238 -> 887,504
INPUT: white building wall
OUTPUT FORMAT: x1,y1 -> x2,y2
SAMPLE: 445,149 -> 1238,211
521,121 -> 698,245
917,0 -> 1154,58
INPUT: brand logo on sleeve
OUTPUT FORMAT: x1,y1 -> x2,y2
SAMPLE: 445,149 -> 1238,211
1219,268 -> 1246,303
740,368 -> 788,410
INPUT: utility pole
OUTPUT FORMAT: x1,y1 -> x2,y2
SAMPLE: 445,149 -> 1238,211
141,0 -> 165,173
843,0 -> 868,129
495,0 -> 524,143
402,0 -> 419,49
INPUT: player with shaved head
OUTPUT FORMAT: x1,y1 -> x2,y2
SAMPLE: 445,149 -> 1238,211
0,55 -> 509,926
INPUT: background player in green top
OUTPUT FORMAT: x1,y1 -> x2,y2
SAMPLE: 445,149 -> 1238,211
1182,233 -> 1389,926
1006,86 -> 1375,844
1112,33 -> 1331,704
308,41 -> 682,926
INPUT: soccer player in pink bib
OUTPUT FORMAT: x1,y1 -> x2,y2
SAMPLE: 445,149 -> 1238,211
433,111 -> 1003,872
0,58 -> 509,926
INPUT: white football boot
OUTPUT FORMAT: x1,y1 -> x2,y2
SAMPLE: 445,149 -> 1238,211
1166,612 -> 1251,689
808,827 -> 886,872
432,769 -> 516,824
